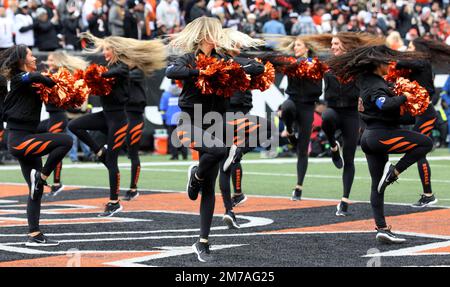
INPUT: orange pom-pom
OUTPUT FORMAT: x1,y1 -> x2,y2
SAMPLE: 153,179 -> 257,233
384,62 -> 411,83
195,55 -> 250,97
274,56 -> 328,80
84,64 -> 114,96
392,77 -> 429,116
33,68 -> 90,109
250,59 -> 275,91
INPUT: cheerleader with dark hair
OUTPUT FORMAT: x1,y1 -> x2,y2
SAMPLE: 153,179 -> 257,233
327,45 -> 433,243
397,38 -> 450,207
1,45 -> 72,246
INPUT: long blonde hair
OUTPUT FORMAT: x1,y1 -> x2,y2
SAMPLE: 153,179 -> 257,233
81,32 -> 167,75
169,16 -> 234,54
273,35 -> 327,57
222,28 -> 266,52
47,51 -> 89,72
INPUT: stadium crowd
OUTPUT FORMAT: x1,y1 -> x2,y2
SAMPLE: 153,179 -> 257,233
0,0 -> 449,51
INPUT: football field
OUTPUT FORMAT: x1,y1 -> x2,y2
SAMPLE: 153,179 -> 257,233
0,148 -> 450,267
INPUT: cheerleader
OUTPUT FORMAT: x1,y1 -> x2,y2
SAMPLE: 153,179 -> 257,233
397,38 -> 450,207
123,66 -> 146,201
37,51 -> 88,196
327,45 -> 433,243
68,34 -> 166,216
274,35 -> 324,201
166,17 -> 248,262
310,32 -> 383,216
218,29 -> 266,228
1,45 -> 72,246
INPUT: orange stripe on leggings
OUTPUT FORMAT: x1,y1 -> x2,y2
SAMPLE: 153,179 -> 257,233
131,130 -> 143,140
112,139 -> 126,150
13,138 -> 35,150
419,118 -> 436,129
52,129 -> 63,134
236,122 -> 255,132
49,121 -> 63,133
114,124 -> 129,136
246,124 -> 261,134
227,118 -> 248,125
387,141 -> 410,152
129,123 -> 144,134
33,140 -> 52,155
397,143 -> 418,153
114,132 -> 127,144
379,137 -> 404,145
130,135 -> 142,146
24,141 -> 42,156
421,126 -> 434,135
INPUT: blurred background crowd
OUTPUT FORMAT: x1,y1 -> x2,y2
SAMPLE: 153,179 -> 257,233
0,0 -> 449,52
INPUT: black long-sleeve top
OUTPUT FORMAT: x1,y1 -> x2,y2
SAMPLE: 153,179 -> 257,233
396,60 -> 436,103
100,61 -> 130,112
165,50 -> 230,115
126,68 -> 146,113
228,56 -> 265,110
285,58 -> 323,104
3,72 -> 55,131
358,72 -> 407,129
324,72 -> 359,109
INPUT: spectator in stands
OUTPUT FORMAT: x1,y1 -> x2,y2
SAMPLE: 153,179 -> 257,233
34,7 -> 61,51
156,0 -> 180,35
87,3 -> 109,38
124,0 -> 140,39
0,6 -> 14,50
109,0 -> 126,36
14,1 -> 35,49
291,11 -> 317,35
61,5 -> 83,50
188,0 -> 208,23
242,13 -> 261,37
262,9 -> 286,35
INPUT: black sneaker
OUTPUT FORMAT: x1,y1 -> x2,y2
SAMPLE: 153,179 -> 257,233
122,190 -> 139,201
336,201 -> 349,216
187,164 -> 202,201
331,141 -> 343,169
46,184 -> 64,197
96,146 -> 107,166
411,194 -> 438,208
377,162 -> 398,194
232,193 -> 247,207
98,201 -> 123,217
291,188 -> 302,201
192,241 -> 213,262
30,169 -> 47,200
25,233 -> 59,247
223,210 -> 240,229
223,145 -> 243,172
375,226 -> 406,244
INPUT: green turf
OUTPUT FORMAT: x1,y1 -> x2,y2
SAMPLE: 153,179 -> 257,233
1,148 -> 449,206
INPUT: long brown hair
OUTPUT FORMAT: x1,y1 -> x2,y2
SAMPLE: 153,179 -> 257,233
307,32 -> 385,52
326,45 -> 425,82
412,38 -> 450,72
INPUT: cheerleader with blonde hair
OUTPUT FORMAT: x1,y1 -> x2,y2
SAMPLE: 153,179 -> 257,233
166,16 -> 263,262
69,33 -> 166,216
36,51 -> 89,196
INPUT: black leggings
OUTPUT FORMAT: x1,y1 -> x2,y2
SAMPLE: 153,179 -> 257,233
219,113 -> 273,211
280,100 -> 315,186
126,111 -> 144,190
37,112 -> 68,184
413,105 -> 437,195
8,129 -> 72,233
322,107 -> 359,199
68,111 -> 128,201
360,128 -> 433,228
